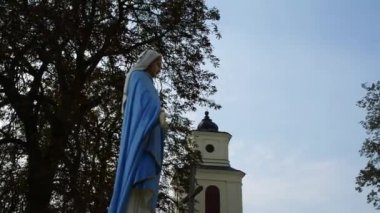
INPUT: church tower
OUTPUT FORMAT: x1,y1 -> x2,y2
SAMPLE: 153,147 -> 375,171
191,111 -> 245,213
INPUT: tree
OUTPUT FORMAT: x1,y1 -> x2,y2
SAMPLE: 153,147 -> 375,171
356,81 -> 380,209
0,0 -> 221,212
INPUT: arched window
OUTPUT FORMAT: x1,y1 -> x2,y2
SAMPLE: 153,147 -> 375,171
205,185 -> 220,213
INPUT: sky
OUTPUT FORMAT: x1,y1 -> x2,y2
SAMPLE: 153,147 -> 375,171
189,0 -> 380,212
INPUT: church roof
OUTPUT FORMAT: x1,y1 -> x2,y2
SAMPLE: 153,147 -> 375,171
197,111 -> 218,132
198,165 -> 246,176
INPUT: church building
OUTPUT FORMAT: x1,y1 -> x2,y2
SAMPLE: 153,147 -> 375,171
189,111 -> 245,213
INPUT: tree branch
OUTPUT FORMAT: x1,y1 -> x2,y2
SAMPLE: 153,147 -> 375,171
0,138 -> 28,149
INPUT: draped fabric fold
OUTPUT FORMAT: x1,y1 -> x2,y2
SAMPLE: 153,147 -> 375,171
108,70 -> 163,213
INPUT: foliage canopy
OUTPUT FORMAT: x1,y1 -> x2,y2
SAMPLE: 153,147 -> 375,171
0,0 -> 220,212
356,81 -> 380,210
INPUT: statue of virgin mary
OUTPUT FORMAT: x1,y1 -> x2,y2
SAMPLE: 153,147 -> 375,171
108,49 -> 166,213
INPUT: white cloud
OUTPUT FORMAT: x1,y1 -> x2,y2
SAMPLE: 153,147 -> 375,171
229,139 -> 376,213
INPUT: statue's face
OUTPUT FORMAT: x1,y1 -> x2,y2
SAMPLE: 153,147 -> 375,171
147,58 -> 162,77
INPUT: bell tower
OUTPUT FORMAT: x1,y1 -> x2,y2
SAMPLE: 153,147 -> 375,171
192,111 -> 245,213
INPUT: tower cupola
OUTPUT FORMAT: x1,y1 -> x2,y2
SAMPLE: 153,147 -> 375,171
197,111 -> 219,132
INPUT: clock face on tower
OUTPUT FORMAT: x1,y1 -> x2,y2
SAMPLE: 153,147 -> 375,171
205,144 -> 215,153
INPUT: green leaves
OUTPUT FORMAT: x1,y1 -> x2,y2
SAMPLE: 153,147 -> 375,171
356,81 -> 380,210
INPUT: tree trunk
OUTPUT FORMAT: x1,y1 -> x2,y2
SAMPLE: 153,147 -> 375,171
25,121 -> 67,213
26,153 -> 56,213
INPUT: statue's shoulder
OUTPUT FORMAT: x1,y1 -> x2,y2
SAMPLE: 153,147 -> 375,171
130,70 -> 149,79
130,71 -> 154,90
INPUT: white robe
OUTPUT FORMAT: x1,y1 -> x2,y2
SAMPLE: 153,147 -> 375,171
126,189 -> 154,213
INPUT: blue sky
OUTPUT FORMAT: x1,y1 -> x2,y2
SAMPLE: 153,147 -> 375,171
190,0 -> 380,212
